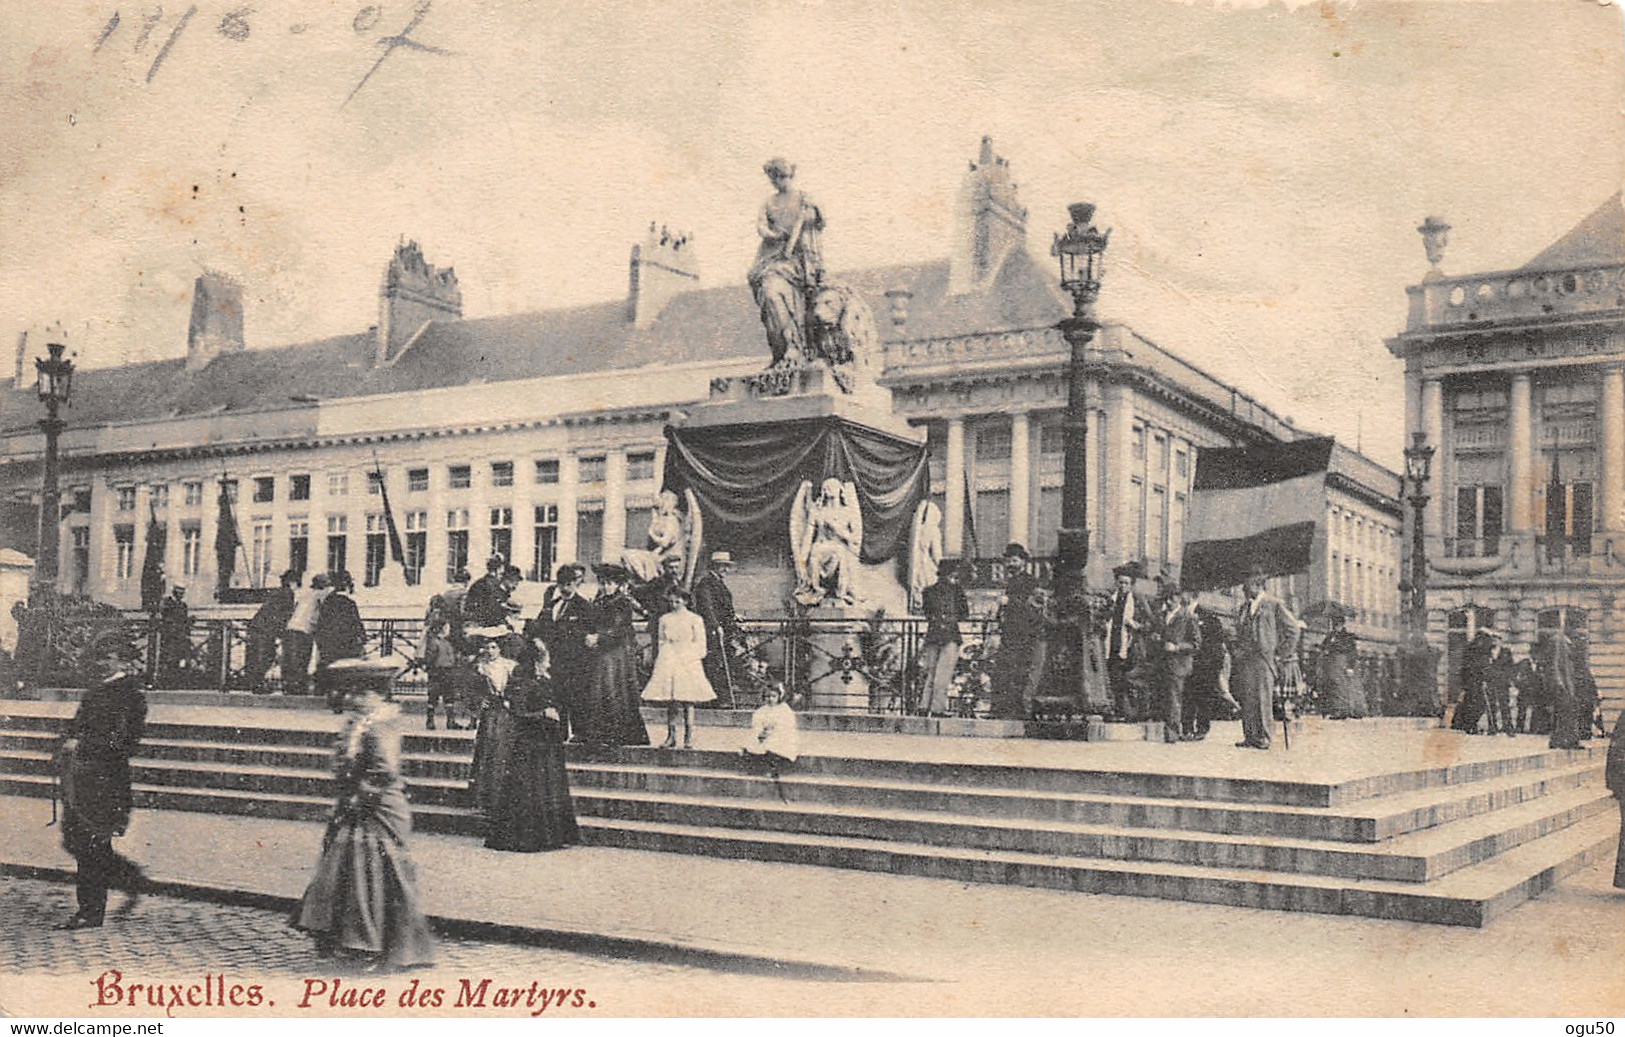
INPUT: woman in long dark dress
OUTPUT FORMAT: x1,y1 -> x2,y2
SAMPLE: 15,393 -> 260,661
576,564 -> 652,746
486,639 -> 580,853
1318,614 -> 1368,719
292,676 -> 437,967
468,632 -> 519,819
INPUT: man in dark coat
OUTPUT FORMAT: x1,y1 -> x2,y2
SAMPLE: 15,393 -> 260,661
156,585 -> 191,686
539,565 -> 593,740
633,553 -> 688,660
919,561 -> 969,717
57,630 -> 149,929
315,571 -> 367,712
243,570 -> 299,693
1539,628 -> 1583,750
1452,627 -> 1497,733
464,558 -> 522,629
1483,644 -> 1517,737
1571,629 -> 1603,739
992,543 -> 1046,720
692,550 -> 744,709
1155,582 -> 1203,744
1104,562 -> 1150,721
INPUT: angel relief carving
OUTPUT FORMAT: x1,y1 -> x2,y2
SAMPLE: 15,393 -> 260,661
791,478 -> 863,607
621,488 -> 704,587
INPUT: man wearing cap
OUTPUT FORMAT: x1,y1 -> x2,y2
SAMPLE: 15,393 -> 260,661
1155,580 -> 1203,744
1232,565 -> 1300,750
992,543 -> 1047,720
919,561 -> 970,717
693,550 -> 745,709
1106,562 -> 1150,721
157,584 -> 190,686
56,631 -> 149,928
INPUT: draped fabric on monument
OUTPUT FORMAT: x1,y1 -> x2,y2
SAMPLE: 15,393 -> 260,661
1181,437 -> 1334,592
663,417 -> 929,564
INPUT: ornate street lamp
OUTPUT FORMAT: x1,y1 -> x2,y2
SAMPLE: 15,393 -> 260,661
29,337 -> 74,604
1400,429 -> 1439,715
1052,202 -> 1111,569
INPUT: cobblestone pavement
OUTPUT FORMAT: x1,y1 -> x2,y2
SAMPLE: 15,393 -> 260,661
0,875 -> 740,983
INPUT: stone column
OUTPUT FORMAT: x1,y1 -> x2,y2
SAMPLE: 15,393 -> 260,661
1104,382 -> 1135,567
556,453 -> 579,565
1421,377 -> 1445,547
1601,365 -> 1625,535
1008,411 -> 1031,551
1508,371 -> 1535,554
603,449 -> 627,562
944,417 -> 966,557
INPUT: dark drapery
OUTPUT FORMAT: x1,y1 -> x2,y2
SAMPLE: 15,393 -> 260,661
663,417 -> 929,565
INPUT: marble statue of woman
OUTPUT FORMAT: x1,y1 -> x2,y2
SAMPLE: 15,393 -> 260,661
748,157 -> 825,367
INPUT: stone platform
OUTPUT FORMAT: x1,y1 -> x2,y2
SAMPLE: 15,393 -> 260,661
0,699 -> 1615,927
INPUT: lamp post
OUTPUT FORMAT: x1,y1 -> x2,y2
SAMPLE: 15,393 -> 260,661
29,338 -> 74,605
1401,429 -> 1439,715
1052,202 -> 1111,571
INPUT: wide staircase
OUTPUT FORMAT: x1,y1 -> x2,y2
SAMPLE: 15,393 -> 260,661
0,706 -> 1616,927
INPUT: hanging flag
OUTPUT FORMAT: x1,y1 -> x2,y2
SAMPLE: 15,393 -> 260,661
139,501 -> 167,613
961,468 -> 979,563
1181,437 -> 1334,592
373,459 -> 406,566
215,478 -> 242,597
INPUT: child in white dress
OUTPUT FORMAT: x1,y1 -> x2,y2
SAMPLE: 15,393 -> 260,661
641,589 -> 715,748
743,683 -> 799,779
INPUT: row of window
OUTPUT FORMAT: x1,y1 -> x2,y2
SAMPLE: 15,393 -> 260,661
102,454 -> 661,513
1451,480 -> 1595,558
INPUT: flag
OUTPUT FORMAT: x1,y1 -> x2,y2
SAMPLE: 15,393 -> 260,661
961,468 -> 979,562
1181,437 -> 1334,592
139,502 -> 167,612
374,461 -> 406,566
215,479 -> 242,596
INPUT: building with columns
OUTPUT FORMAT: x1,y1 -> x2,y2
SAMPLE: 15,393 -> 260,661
2,139 -> 1401,651
1387,193 -> 1625,719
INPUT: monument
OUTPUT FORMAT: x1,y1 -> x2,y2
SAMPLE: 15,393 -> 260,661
622,159 -> 936,707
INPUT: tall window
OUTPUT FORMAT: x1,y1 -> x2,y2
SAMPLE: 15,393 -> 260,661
366,471 -> 383,496
150,484 -> 170,510
1035,486 -> 1063,557
71,527 -> 91,591
1130,476 -> 1146,561
1545,480 -> 1594,557
446,508 -> 470,581
578,456 -> 606,484
404,510 -> 428,585
532,504 -> 558,579
974,489 -> 1009,560
328,471 -> 350,497
326,515 -> 348,574
253,477 -> 275,504
1454,485 -> 1503,558
534,459 -> 560,485
251,519 -> 274,586
116,486 -> 137,512
288,518 -> 310,577
491,461 -> 514,488
489,507 -> 513,564
576,506 -> 604,566
1148,485 -> 1167,572
448,465 -> 471,490
408,468 -> 429,493
183,481 -> 204,506
627,452 -> 656,482
364,514 -> 387,587
220,479 -> 239,503
181,523 -> 201,578
625,502 -> 653,550
114,525 -> 136,580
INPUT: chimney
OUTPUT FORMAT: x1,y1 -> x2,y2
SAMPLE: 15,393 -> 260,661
377,239 -> 462,365
948,136 -> 1028,296
185,271 -> 246,372
13,331 -> 26,385
627,222 -> 699,327
883,288 -> 913,329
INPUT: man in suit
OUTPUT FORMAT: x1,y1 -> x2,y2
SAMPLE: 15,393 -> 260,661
57,630 -> 149,929
634,553 -> 689,659
692,550 -> 744,709
540,564 -> 593,739
1452,626 -> 1497,733
1232,565 -> 1301,750
156,585 -> 190,686
1105,562 -> 1148,721
243,570 -> 298,693
1155,581 -> 1203,744
993,543 -> 1047,720
919,561 -> 970,717
315,571 -> 367,712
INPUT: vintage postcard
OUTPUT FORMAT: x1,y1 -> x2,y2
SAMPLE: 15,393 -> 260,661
1,0 -> 1623,1021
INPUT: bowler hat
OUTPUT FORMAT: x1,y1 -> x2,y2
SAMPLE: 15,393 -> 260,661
1112,561 -> 1142,580
593,563 -> 631,583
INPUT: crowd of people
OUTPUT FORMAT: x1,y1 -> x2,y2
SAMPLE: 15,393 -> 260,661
1450,623 -> 1610,749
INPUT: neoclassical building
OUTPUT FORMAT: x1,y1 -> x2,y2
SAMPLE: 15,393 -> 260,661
1,139 -> 1402,650
1387,193 -> 1625,716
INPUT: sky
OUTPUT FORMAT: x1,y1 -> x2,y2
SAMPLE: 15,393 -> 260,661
1,0 -> 1621,469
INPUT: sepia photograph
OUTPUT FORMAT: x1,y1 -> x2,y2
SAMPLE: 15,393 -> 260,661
0,0 -> 1622,1020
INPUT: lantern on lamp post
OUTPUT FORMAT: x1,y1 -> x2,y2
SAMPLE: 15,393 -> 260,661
1052,203 -> 1111,570
30,338 -> 74,604
1399,429 -> 1439,715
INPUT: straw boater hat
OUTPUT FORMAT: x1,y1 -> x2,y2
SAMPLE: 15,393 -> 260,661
464,625 -> 512,642
710,551 -> 734,567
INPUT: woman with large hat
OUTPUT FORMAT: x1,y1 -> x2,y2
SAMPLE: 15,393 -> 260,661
575,564 -> 651,746
292,662 -> 437,967
485,633 -> 579,853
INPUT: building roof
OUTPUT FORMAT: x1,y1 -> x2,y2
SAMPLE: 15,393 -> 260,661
1521,191 -> 1625,272
1,250 -> 1067,436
